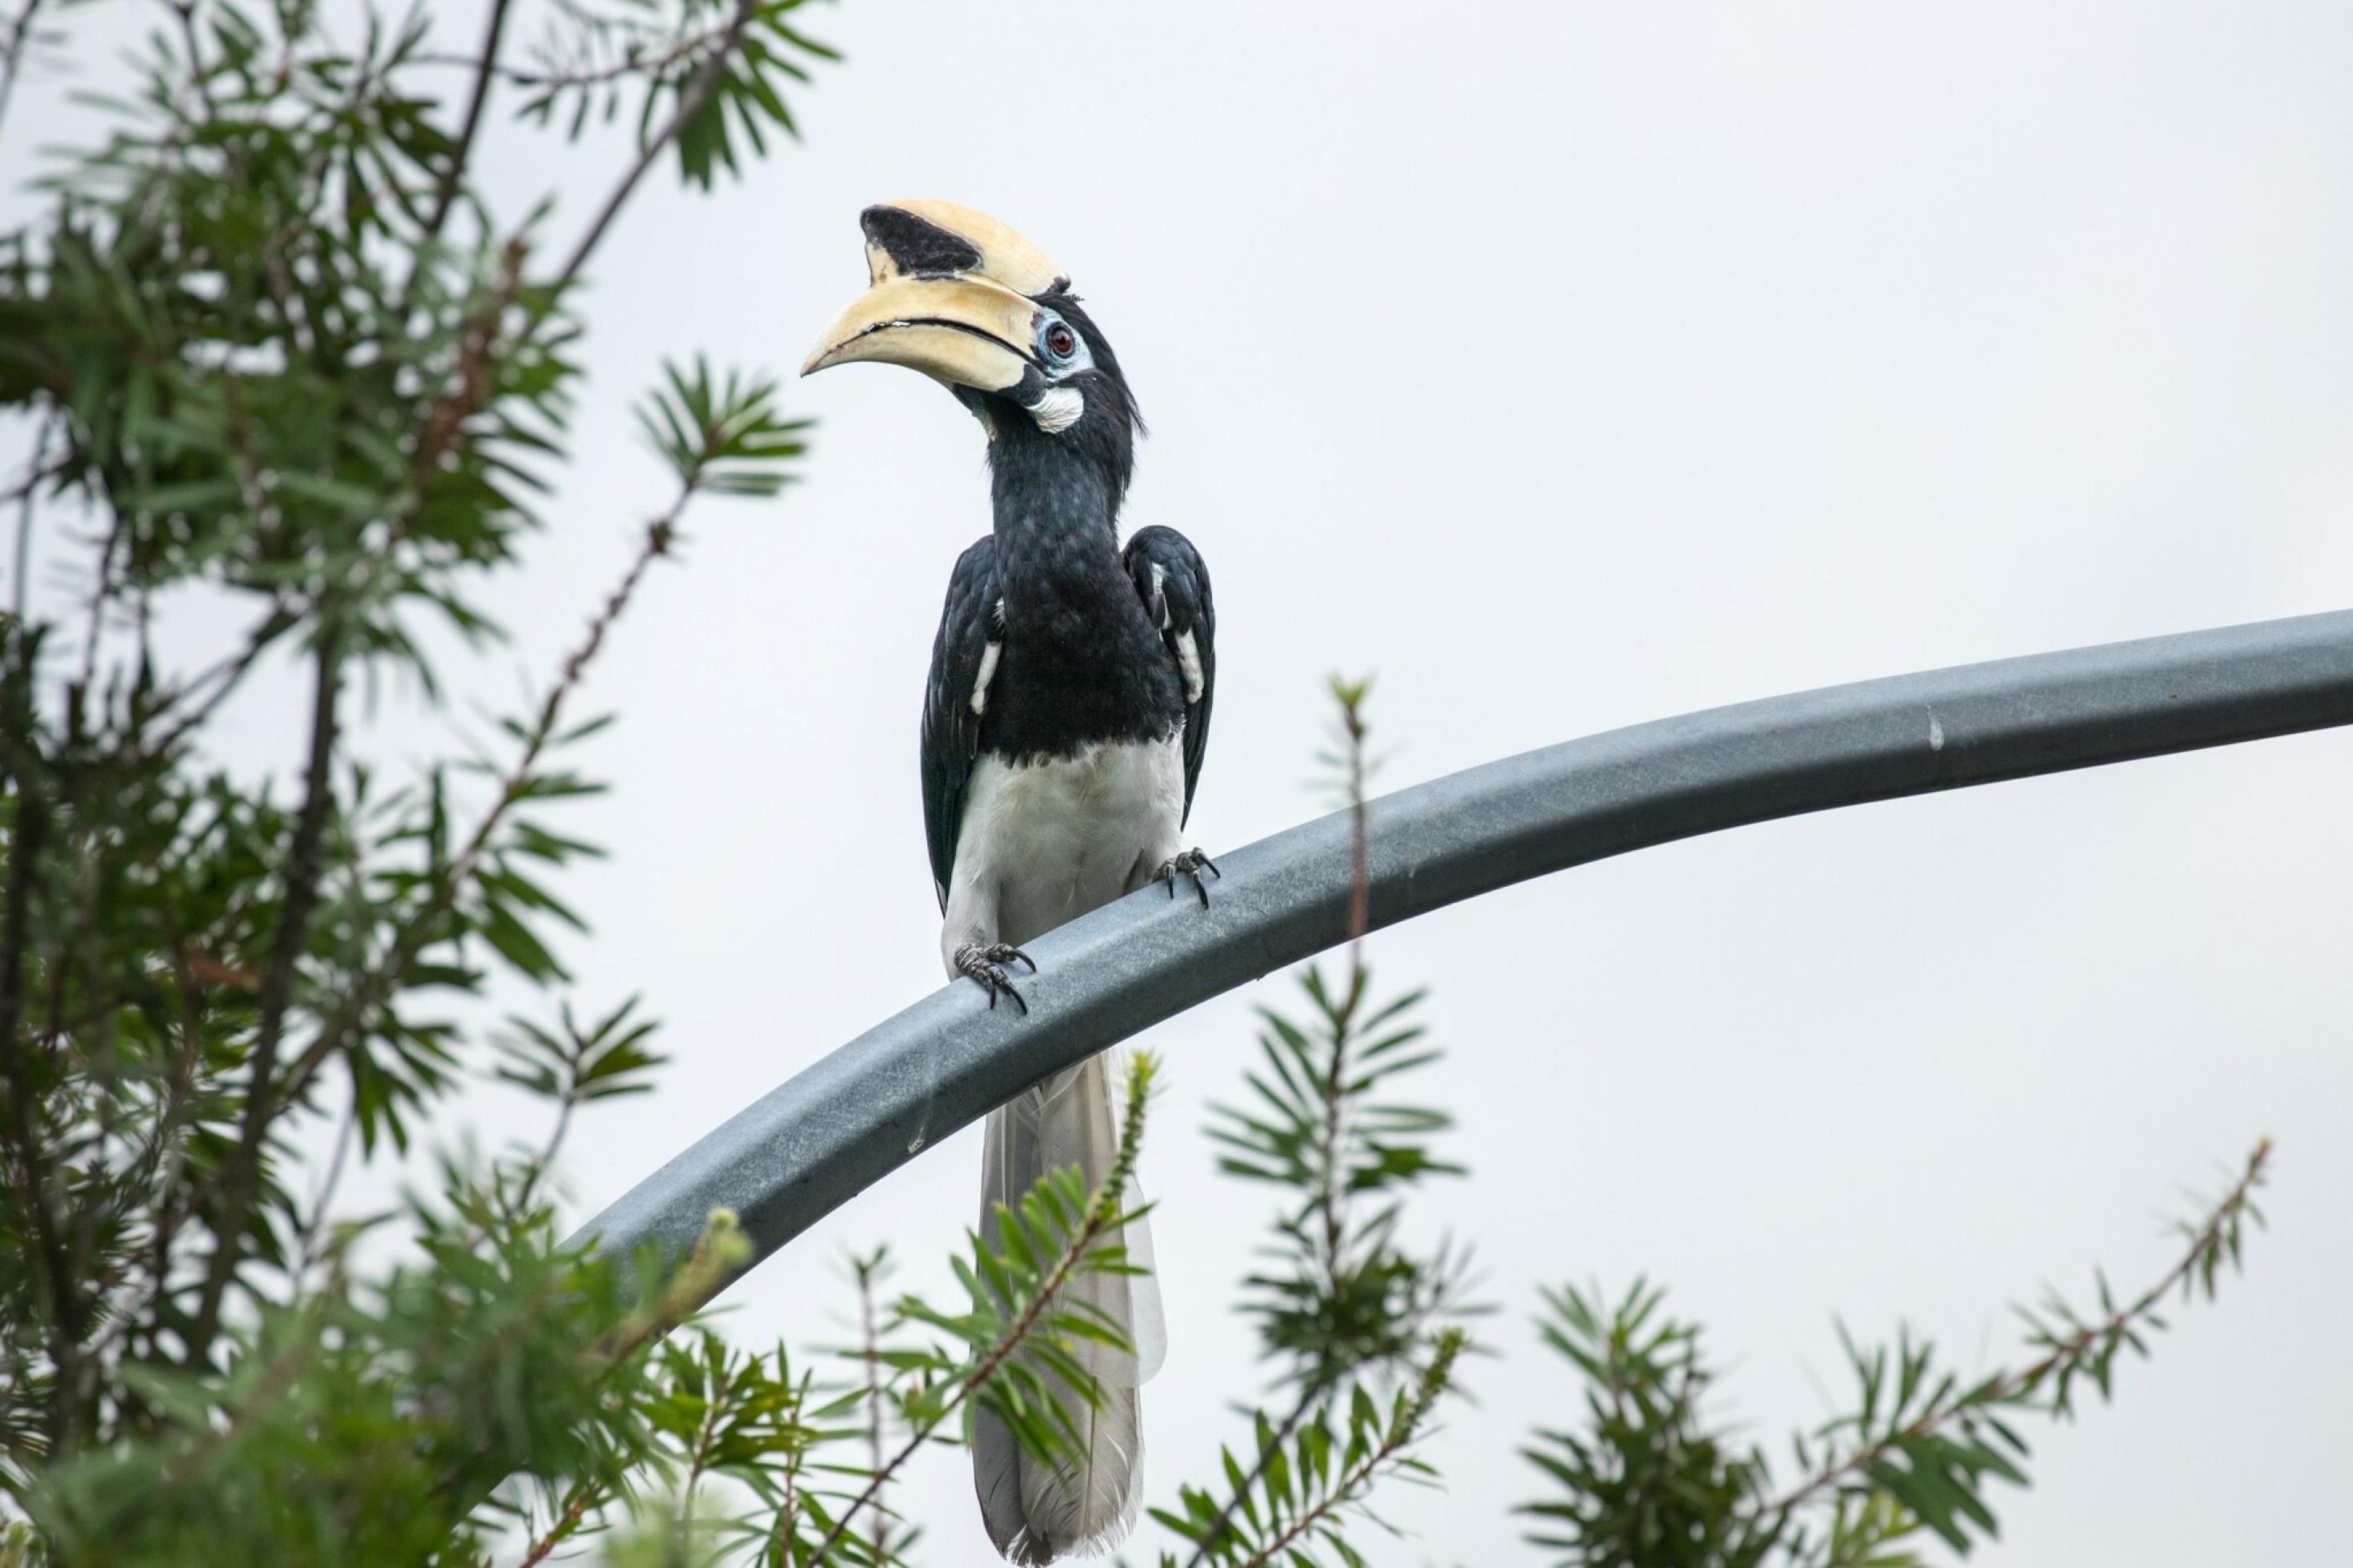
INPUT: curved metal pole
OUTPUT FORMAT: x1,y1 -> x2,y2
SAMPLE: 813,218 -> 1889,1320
576,608 -> 2353,1282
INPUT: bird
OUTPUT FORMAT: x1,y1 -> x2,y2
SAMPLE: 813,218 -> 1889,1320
801,201 -> 1217,1564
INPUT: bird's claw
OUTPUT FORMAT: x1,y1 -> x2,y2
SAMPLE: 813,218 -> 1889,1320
954,942 -> 1034,1014
1154,847 -> 1221,908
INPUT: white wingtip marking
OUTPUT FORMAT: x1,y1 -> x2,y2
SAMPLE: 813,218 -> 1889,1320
1174,629 -> 1203,704
1149,562 -> 1170,629
971,639 -> 1002,716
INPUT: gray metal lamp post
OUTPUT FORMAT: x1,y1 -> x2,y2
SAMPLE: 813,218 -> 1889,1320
572,608 -> 2353,1293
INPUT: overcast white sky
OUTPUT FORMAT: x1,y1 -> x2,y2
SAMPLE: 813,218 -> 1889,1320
8,2 -> 2353,1563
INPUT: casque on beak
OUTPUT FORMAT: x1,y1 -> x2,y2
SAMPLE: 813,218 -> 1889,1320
800,200 -> 1070,395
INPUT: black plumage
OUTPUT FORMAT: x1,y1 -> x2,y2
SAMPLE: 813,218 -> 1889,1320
805,200 -> 1214,1563
1121,525 -> 1215,819
919,297 -> 1214,913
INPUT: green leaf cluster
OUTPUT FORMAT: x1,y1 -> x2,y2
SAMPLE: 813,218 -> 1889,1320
1146,678 -> 1477,1568
1516,1142 -> 2273,1567
513,0 -> 839,188
0,0 -> 821,1557
1154,1332 -> 1464,1568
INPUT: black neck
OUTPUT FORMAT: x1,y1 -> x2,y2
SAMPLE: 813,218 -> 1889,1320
978,419 -> 1183,761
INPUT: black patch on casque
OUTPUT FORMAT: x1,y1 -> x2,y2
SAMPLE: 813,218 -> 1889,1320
860,205 -> 982,276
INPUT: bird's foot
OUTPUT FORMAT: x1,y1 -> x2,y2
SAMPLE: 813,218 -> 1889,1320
954,942 -> 1036,1014
1154,847 -> 1221,908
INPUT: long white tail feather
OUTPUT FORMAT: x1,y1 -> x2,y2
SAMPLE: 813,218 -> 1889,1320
972,1053 -> 1161,1562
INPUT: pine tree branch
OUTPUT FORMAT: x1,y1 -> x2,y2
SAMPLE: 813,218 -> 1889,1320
812,1074 -> 1152,1566
418,0 -> 516,249
1233,1334 -> 1461,1568
138,247 -> 523,1250
855,1254 -> 892,1566
271,499 -> 683,1119
549,0 -> 753,294
121,493 -> 689,1349
1758,1137 -> 2273,1531
1187,679 -> 1379,1568
1179,1385 -> 1319,1568
183,624 -> 345,1366
415,21 -> 737,93
140,603 -> 299,764
516,1482 -> 602,1566
591,1205 -> 750,1368
151,235 -> 529,1323
0,720 -> 78,1439
6,419 -> 56,624
0,0 -> 44,143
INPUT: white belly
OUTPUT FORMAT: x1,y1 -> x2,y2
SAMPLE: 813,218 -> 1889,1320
941,736 -> 1187,967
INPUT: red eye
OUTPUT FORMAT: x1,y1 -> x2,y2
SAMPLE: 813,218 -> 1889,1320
1044,323 -> 1078,359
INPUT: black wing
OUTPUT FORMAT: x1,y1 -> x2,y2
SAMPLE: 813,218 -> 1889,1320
921,536 -> 1003,912
1122,525 -> 1216,825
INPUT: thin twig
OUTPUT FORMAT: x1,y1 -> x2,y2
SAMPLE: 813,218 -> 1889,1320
677,1353 -> 733,1542
516,1482 -> 602,1566
417,0 -> 516,249
1179,1386 -> 1318,1568
1231,1338 -> 1460,1568
287,1105 -> 356,1278
855,1254 -> 890,1565
548,0 -> 753,294
74,517 -> 121,692
413,21 -> 734,93
7,421 -> 54,624
140,603 -> 298,762
0,0 -> 46,142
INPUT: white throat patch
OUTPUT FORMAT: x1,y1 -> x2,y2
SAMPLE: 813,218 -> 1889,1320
1024,385 -> 1084,434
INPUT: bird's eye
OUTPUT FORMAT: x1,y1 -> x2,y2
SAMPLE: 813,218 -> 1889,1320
1042,322 -> 1079,362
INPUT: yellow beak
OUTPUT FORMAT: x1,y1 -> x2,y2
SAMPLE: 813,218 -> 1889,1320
799,199 -> 1070,394
800,273 -> 1040,392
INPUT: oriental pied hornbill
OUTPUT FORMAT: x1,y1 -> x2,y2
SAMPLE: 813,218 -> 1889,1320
802,201 -> 1216,1564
